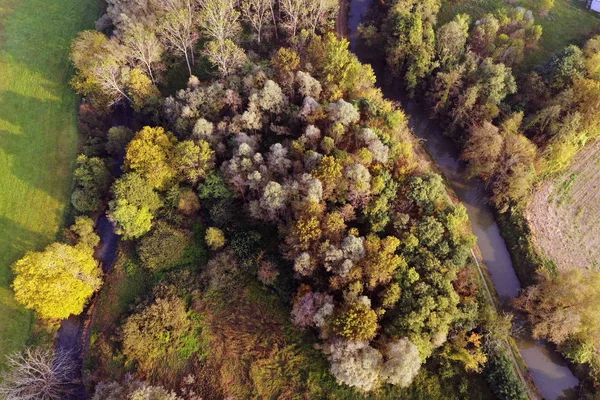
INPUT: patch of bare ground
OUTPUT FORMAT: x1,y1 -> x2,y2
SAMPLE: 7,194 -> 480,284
526,139 -> 600,270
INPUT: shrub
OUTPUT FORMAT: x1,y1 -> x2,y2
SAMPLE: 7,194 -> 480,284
137,221 -> 193,271
121,294 -> 201,377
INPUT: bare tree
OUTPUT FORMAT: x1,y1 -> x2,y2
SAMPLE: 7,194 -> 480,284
159,2 -> 198,75
198,0 -> 241,43
93,59 -> 133,104
279,0 -> 304,38
122,22 -> 164,84
305,0 -> 338,34
204,39 -> 248,77
241,0 -> 274,44
0,348 -> 76,400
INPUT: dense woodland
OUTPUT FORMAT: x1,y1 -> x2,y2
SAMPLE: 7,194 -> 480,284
1,0 -> 599,398
360,0 -> 600,392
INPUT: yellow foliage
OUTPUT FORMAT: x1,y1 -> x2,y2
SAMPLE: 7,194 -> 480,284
12,243 -> 102,320
125,126 -> 178,190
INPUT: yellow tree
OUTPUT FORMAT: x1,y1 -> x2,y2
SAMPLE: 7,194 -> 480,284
12,243 -> 102,320
125,126 -> 178,190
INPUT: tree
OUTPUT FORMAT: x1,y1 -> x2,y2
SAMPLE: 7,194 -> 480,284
541,45 -> 586,90
204,39 -> 247,77
71,155 -> 112,212
108,173 -> 163,239
198,0 -> 241,43
12,240 -> 102,319
436,14 -> 470,70
93,378 -> 181,400
515,269 -> 600,345
138,222 -> 192,270
127,68 -> 161,112
125,126 -> 178,190
241,0 -> 274,44
205,227 -> 226,250
539,0 -> 555,16
159,4 -> 198,76
122,294 -> 200,375
323,338 -> 383,392
122,22 -> 164,84
71,31 -> 130,108
461,122 -> 503,182
380,338 -> 421,387
173,140 -> 215,184
332,300 -> 378,341
0,348 -> 76,400
583,35 -> 600,80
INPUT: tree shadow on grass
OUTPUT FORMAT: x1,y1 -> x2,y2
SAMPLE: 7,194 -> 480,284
0,89 -> 76,205
0,216 -> 50,288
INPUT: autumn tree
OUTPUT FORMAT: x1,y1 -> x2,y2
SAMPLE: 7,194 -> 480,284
122,22 -> 164,84
122,293 -> 201,376
138,222 -> 192,270
159,2 -> 198,76
12,220 -> 102,320
125,126 -> 178,190
515,269 -> 600,345
198,0 -> 241,43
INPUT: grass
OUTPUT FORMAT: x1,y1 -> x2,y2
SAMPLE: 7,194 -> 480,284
0,0 -> 101,364
439,0 -> 600,68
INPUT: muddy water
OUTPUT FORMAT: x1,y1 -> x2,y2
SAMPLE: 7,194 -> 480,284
344,2 -> 579,399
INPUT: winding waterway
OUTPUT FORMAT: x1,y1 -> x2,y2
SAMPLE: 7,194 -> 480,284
344,2 -> 579,399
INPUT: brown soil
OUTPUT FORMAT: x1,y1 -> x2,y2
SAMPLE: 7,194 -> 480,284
526,139 -> 600,270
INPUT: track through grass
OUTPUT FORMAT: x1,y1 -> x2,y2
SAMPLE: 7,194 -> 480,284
0,0 -> 100,363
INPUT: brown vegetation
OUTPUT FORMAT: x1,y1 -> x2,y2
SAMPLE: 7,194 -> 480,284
526,139 -> 600,270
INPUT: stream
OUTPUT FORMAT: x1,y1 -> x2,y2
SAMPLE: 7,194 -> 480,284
344,1 -> 579,399
55,214 -> 120,399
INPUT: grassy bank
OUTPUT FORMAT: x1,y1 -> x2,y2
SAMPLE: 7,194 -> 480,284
0,0 -> 101,364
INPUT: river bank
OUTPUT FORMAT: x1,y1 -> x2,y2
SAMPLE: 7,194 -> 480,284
339,1 -> 580,399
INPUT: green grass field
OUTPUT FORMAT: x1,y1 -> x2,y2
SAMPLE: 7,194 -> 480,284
0,0 -> 100,363
439,0 -> 600,68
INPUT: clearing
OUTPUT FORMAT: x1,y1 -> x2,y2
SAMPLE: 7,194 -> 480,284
0,0 -> 100,363
526,139 -> 600,271
439,0 -> 600,68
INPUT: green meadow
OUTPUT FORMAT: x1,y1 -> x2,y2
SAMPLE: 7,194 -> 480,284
0,0 -> 100,363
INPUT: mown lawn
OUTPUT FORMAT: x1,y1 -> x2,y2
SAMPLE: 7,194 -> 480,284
439,0 -> 600,67
0,0 -> 100,364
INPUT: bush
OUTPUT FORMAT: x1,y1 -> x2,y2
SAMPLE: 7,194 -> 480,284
484,347 -> 528,400
121,294 -> 202,377
137,221 -> 192,271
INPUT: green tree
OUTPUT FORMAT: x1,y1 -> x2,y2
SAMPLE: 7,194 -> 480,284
108,173 -> 162,239
71,155 -> 112,212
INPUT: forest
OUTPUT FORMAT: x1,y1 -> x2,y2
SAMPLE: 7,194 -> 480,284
0,0 -> 599,399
